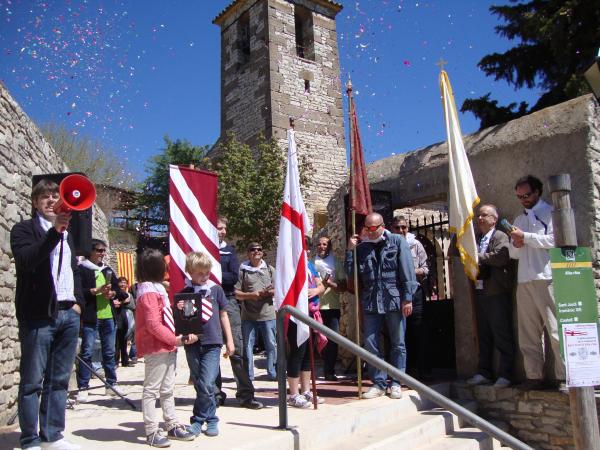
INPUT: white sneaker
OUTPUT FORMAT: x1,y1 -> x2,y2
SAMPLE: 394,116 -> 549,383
389,385 -> 403,399
466,374 -> 491,386
362,386 -> 386,399
40,438 -> 81,449
494,377 -> 511,388
105,384 -> 124,397
75,390 -> 88,403
287,394 -> 311,408
302,390 -> 325,404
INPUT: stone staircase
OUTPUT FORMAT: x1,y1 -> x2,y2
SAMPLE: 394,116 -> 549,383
239,383 -> 505,450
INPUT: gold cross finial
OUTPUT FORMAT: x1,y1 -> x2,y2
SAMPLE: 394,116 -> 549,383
436,58 -> 448,71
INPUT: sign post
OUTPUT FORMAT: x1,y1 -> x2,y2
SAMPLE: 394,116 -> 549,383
548,174 -> 600,450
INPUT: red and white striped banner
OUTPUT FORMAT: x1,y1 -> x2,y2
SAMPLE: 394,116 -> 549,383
116,251 -> 135,284
168,165 -> 221,298
274,129 -> 312,346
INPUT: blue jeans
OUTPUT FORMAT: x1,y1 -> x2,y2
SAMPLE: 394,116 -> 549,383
242,319 -> 277,380
363,311 -> 407,390
18,308 -> 80,448
184,344 -> 221,426
77,318 -> 117,388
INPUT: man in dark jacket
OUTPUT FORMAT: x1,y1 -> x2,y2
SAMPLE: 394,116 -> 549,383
466,204 -> 515,388
10,178 -> 84,450
345,212 -> 418,400
215,216 -> 263,409
76,238 -> 127,402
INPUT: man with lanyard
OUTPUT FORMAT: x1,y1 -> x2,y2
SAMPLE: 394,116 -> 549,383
466,204 -> 514,388
11,178 -> 83,450
509,175 -> 565,390
345,212 -> 418,399
76,238 -> 127,402
391,216 -> 429,379
214,217 -> 263,409
313,236 -> 347,381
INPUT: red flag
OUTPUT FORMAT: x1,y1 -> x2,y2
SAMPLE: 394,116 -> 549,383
274,129 -> 312,346
349,93 -> 372,217
168,165 -> 221,298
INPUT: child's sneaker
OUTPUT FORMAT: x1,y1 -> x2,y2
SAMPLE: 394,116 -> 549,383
167,424 -> 195,441
146,430 -> 171,448
287,393 -> 310,408
302,390 -> 324,404
205,421 -> 219,437
187,421 -> 203,437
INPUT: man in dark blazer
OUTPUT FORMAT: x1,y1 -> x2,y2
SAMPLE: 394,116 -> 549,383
76,238 -> 127,402
10,178 -> 84,450
467,204 -> 515,388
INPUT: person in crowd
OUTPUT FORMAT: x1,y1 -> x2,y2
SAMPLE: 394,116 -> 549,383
345,212 -> 418,399
466,204 -> 515,388
509,175 -> 565,389
135,249 -> 195,447
286,243 -> 327,408
234,242 -> 277,381
391,216 -> 429,379
76,239 -> 128,402
126,279 -> 138,364
11,178 -> 84,450
114,276 -> 132,367
313,236 -> 347,381
176,252 -> 235,437
214,217 -> 263,409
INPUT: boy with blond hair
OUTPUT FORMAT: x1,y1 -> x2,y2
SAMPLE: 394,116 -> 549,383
176,252 -> 234,437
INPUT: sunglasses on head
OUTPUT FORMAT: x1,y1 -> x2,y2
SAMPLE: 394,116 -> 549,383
250,247 -> 262,252
364,223 -> 383,232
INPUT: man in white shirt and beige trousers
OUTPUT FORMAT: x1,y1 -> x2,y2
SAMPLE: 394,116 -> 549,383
509,175 -> 565,390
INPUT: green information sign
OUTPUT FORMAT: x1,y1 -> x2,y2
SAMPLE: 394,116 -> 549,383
550,247 -> 600,355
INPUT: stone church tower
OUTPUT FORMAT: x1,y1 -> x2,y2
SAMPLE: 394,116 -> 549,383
213,0 -> 347,226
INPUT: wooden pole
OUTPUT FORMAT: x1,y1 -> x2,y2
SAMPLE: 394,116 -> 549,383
308,331 -> 318,409
548,174 -> 600,450
347,79 -> 363,398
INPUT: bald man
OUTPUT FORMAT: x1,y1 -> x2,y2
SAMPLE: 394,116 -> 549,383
345,213 -> 418,400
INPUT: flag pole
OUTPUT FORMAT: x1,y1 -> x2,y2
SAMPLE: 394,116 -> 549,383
308,330 -> 318,409
346,79 -> 363,399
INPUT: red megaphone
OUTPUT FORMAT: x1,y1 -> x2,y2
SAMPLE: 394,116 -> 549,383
53,174 -> 96,218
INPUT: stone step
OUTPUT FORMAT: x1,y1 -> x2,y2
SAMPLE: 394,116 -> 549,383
417,427 -> 494,450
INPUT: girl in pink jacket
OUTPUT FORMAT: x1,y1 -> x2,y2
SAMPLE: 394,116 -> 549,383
135,249 -> 196,448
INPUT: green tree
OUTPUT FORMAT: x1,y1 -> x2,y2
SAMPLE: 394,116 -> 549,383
461,0 -> 600,129
41,123 -> 131,188
136,136 -> 211,230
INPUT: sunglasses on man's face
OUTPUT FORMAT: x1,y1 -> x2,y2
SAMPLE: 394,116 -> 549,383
516,192 -> 534,200
93,248 -> 106,253
249,247 -> 262,252
392,225 -> 408,230
364,223 -> 383,232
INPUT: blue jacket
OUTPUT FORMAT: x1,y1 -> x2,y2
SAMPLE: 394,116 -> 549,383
220,243 -> 239,295
345,230 -> 418,314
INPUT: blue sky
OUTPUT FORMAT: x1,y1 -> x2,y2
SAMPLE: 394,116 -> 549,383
0,1 -> 539,182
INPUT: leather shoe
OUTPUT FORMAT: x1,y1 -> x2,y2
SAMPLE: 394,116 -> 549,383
240,398 -> 263,409
324,374 -> 338,381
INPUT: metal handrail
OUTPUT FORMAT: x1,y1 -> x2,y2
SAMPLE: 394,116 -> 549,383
276,305 -> 533,450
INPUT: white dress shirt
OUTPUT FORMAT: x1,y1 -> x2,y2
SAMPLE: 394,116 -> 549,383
509,199 -> 554,282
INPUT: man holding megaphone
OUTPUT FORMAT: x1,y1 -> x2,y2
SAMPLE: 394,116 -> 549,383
10,178 -> 85,450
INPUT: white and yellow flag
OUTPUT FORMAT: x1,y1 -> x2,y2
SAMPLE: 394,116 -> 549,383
439,70 -> 479,281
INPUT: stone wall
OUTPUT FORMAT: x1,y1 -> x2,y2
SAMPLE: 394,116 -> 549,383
214,0 -> 348,221
0,82 -> 108,427
452,383 -> 600,450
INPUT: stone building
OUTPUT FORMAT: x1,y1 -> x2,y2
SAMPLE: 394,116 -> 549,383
212,0 -> 348,222
0,82 -> 108,428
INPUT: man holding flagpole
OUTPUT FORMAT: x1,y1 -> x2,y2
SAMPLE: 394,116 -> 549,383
345,212 -> 417,399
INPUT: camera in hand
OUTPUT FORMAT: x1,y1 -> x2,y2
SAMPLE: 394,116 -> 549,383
173,292 -> 205,336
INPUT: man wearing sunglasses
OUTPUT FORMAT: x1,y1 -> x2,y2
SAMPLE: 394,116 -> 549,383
509,175 -> 564,390
76,238 -> 128,402
345,212 -> 418,399
235,242 -> 277,381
